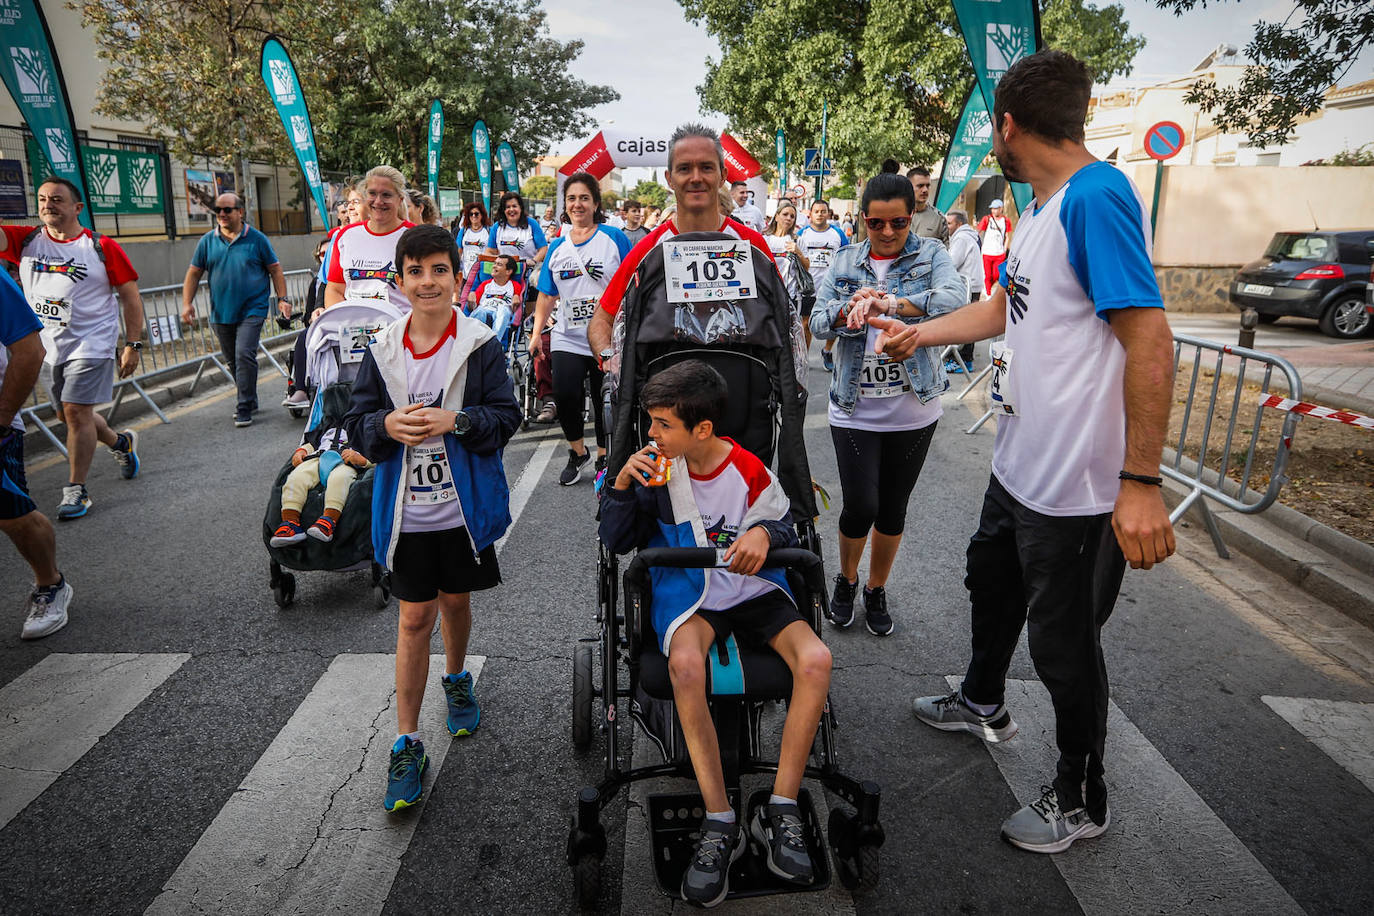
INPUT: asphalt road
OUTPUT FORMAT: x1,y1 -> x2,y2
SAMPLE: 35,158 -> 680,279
2,347 -> 1373,915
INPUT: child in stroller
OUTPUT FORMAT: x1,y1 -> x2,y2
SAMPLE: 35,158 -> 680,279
268,419 -> 373,546
465,253 -> 523,348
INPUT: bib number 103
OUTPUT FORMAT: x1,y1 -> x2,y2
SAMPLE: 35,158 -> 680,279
684,258 -> 737,283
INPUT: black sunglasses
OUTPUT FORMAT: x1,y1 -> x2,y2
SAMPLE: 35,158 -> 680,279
864,216 -> 910,232
212,206 -> 241,214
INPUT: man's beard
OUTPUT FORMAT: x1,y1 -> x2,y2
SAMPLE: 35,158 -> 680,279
995,146 -> 1025,185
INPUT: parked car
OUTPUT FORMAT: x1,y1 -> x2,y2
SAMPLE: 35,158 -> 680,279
1229,230 -> 1374,338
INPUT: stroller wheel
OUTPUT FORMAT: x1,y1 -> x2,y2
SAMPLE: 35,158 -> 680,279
572,852 -> 601,909
273,573 -> 296,608
288,407 -> 306,419
572,644 -> 594,751
374,581 -> 390,609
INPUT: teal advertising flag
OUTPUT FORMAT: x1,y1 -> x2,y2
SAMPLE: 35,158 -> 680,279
950,0 -> 1041,214
495,142 -> 517,196
935,86 -> 994,214
0,0 -> 94,229
471,121 -> 493,212
427,99 -> 443,202
774,129 -> 786,195
259,36 -> 329,228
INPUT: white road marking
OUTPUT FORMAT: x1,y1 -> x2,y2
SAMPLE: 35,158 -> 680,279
495,434 -> 559,556
0,653 -> 190,829
1261,695 -> 1374,794
946,676 -> 1303,915
146,654 -> 484,916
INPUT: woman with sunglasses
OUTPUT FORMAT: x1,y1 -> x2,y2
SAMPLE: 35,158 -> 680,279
809,171 -> 965,637
455,202 -> 490,279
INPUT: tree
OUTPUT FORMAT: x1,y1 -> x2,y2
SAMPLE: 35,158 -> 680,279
678,0 -> 1144,181
522,175 -> 556,199
1154,0 -> 1373,149
70,0 -> 353,194
317,0 -> 617,187
602,190 -> 620,212
626,178 -> 669,209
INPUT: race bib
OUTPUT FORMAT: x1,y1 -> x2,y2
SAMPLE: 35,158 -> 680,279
33,296 -> 72,328
407,443 -> 456,504
565,296 -> 599,328
989,342 -> 1016,416
663,239 -> 756,303
341,324 -> 383,364
858,352 -> 911,398
808,248 -> 833,270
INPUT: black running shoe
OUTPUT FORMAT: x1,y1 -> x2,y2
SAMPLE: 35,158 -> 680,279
559,449 -> 591,486
863,586 -> 893,637
680,816 -> 744,907
749,802 -> 814,885
828,575 -> 857,628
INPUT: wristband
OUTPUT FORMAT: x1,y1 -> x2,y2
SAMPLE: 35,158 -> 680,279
1119,470 -> 1163,486
885,295 -> 899,315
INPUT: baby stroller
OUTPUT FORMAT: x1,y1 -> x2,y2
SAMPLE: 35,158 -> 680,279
567,233 -> 882,907
262,299 -> 405,608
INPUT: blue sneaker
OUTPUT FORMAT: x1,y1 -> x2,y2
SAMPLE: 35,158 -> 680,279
384,736 -> 428,811
56,484 -> 90,520
821,349 -> 834,372
111,429 -> 139,479
944,358 -> 965,374
443,672 -> 481,737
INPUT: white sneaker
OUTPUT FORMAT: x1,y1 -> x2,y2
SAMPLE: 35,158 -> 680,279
282,389 -> 309,408
21,579 -> 73,640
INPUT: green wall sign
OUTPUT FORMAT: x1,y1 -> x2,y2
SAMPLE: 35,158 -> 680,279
26,139 -> 164,214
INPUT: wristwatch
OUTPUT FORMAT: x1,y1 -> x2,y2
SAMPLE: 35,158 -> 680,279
452,410 -> 472,437
124,340 -> 143,350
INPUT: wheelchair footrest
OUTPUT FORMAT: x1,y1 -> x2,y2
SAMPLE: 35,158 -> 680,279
646,788 -> 831,900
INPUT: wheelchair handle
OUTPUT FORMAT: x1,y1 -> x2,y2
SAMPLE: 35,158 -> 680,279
625,546 -> 823,585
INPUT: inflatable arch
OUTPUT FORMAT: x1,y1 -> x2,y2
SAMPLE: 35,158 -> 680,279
555,129 -> 768,217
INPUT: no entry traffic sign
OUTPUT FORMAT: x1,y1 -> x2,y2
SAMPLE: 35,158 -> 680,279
1145,121 -> 1186,161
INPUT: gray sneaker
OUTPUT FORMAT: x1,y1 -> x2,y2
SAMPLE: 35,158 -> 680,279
21,578 -> 73,640
1001,785 -> 1110,853
912,690 -> 1018,742
749,802 -> 814,885
56,484 -> 90,520
680,816 -> 744,908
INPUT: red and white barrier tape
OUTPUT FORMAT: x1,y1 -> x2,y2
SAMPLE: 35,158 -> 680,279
1259,395 -> 1374,430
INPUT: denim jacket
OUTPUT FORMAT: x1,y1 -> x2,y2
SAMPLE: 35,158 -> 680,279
809,234 -> 966,414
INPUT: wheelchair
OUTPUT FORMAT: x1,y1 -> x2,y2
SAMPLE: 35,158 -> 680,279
567,232 -> 883,908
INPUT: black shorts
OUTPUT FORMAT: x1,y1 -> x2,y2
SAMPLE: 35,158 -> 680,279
799,293 -> 816,319
697,588 -> 804,649
1,431 -> 37,521
389,527 -> 501,602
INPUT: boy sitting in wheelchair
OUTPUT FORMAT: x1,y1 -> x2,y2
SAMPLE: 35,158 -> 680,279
598,359 -> 832,907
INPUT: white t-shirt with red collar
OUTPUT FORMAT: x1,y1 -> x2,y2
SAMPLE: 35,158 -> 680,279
400,312 -> 467,533
2,226 -> 138,364
694,439 -> 783,612
327,220 -> 415,313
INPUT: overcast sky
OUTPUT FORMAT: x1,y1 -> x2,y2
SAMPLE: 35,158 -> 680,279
544,0 -> 1372,167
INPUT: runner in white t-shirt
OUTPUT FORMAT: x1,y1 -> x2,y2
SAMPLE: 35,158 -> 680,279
456,202 -> 490,279
797,199 -> 847,370
325,166 -> 415,314
763,201 -> 810,345
531,173 -> 632,486
484,191 -> 549,271
872,50 -> 1176,856
0,178 -> 144,521
729,181 -> 767,233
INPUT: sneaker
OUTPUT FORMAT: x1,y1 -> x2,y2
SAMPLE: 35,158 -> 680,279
383,736 -> 429,812
307,515 -> 336,543
828,575 -> 857,627
1001,785 -> 1109,854
20,578 -> 73,640
964,360 -> 975,373
270,520 -> 307,547
863,586 -> 893,637
912,690 -> 1018,742
749,802 -> 814,885
442,671 -> 481,737
282,389 -> 310,408
534,397 -> 557,424
821,349 -> 834,372
943,358 -> 965,374
559,449 -> 591,486
110,429 -> 139,479
680,816 -> 744,908
234,413 -> 253,428
56,484 -> 90,521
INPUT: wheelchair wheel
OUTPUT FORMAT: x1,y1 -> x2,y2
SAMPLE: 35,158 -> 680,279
371,564 -> 391,609
572,852 -> 601,909
288,406 -> 306,419
273,572 -> 296,608
572,644 -> 594,751
829,807 -> 881,895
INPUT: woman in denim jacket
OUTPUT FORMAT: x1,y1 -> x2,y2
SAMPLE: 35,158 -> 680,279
809,173 -> 967,636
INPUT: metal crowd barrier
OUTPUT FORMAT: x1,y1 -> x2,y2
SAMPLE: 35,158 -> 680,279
1165,333 -> 1302,558
19,269 -> 315,456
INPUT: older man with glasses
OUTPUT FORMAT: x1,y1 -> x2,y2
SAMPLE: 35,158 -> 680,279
182,193 -> 290,428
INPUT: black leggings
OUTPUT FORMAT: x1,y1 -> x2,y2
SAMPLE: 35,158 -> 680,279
830,423 -> 937,539
552,350 -> 605,447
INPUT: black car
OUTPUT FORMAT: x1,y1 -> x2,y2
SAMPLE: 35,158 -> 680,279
1229,230 -> 1374,338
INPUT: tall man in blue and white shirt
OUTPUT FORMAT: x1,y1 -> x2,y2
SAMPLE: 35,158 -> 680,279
868,50 -> 1176,855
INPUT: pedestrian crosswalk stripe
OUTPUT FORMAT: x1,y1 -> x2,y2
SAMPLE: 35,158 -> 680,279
1261,696 -> 1374,794
946,676 -> 1304,915
0,652 -> 189,831
495,435 -> 559,557
146,654 -> 484,916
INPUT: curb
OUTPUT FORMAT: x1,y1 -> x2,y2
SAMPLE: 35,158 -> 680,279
1162,448 -> 1374,630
